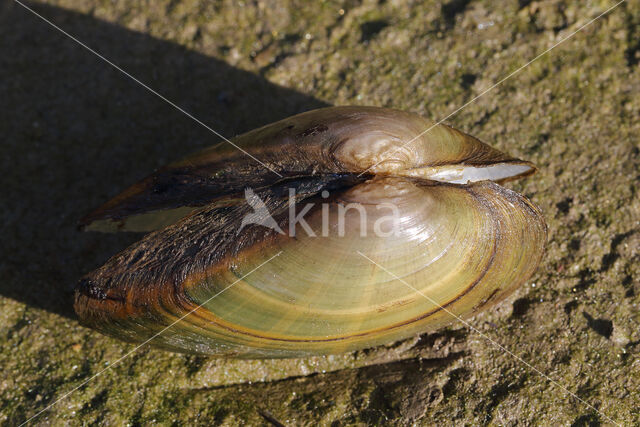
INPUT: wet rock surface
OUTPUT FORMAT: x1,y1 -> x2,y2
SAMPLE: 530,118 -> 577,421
1,0 -> 638,424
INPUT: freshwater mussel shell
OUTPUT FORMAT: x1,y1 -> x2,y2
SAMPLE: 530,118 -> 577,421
75,106 -> 546,358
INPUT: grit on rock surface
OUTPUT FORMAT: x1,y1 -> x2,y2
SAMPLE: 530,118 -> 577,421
1,0 -> 639,425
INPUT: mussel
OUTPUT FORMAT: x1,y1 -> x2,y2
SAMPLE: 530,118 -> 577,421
75,106 -> 546,358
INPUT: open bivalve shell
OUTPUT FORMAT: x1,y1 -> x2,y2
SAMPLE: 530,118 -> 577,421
75,106 -> 546,358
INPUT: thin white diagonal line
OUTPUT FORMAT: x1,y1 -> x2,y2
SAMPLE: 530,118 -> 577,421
356,251 -> 621,426
20,251 -> 283,426
13,0 -> 283,178
357,0 -> 626,177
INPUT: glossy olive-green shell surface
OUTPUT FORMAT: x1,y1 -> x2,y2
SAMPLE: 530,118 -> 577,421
75,106 -> 546,358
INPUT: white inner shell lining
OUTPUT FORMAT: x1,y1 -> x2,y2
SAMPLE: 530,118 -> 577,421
420,164 -> 533,184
